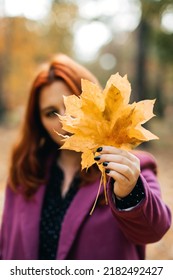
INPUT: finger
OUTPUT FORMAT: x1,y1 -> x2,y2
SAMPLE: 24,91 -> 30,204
95,154 -> 136,171
105,169 -> 129,186
98,154 -> 131,165
94,155 -> 140,178
96,146 -> 139,163
103,162 -> 134,181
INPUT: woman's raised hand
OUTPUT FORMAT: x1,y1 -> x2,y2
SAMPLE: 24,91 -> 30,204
94,146 -> 140,198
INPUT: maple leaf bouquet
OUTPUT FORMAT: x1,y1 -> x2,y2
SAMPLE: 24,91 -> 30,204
56,73 -> 158,213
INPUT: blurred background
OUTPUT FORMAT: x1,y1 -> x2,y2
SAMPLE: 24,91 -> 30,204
0,0 -> 173,259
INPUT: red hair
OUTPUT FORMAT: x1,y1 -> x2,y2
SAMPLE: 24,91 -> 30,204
9,54 -> 101,197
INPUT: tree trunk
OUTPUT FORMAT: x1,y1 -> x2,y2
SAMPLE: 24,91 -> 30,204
135,19 -> 149,101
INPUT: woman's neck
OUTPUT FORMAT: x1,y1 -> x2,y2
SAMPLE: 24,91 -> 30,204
57,150 -> 81,174
57,150 -> 81,198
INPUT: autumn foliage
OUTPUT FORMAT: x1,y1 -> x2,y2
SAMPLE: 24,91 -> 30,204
56,73 -> 158,213
58,73 -> 158,166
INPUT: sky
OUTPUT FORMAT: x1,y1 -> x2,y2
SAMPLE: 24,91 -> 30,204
1,0 -> 141,62
2,0 -> 52,20
2,0 -> 173,32
74,0 -> 141,61
1,0 -> 173,62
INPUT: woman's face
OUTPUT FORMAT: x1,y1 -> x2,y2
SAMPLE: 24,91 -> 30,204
39,80 -> 72,145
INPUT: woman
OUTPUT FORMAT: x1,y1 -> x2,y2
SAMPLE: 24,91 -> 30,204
0,53 -> 171,260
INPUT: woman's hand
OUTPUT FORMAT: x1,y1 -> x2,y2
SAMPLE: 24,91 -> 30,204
94,146 -> 140,198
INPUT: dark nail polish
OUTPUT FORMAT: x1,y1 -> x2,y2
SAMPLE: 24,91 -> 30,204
96,147 -> 102,152
103,162 -> 109,167
94,156 -> 101,161
105,169 -> 110,174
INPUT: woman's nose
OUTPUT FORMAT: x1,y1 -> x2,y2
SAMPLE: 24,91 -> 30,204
59,107 -> 66,116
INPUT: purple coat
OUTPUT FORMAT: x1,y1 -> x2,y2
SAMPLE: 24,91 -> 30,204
0,152 -> 171,260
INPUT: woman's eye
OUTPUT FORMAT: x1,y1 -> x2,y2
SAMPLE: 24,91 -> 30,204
46,110 -> 59,118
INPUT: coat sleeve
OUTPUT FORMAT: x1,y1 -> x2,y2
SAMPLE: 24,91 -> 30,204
107,151 -> 172,245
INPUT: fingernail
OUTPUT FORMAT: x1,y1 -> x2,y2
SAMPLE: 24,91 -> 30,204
94,156 -> 101,161
103,162 -> 109,167
96,147 -> 102,152
105,169 -> 110,174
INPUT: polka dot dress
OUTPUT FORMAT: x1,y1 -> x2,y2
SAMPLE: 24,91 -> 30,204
38,164 -> 80,260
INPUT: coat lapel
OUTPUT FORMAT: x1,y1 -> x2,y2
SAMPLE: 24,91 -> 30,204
20,177 -> 104,260
20,184 -> 46,259
57,178 -> 103,259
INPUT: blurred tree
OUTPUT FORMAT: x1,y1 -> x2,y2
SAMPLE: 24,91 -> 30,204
1,0 -> 173,123
0,14 -> 15,122
45,0 -> 78,58
135,0 -> 173,115
0,0 -> 78,123
0,20 -> 6,122
156,32 -> 173,63
1,17 -> 41,110
154,31 -> 173,116
0,0 -> 5,122
0,15 -> 7,121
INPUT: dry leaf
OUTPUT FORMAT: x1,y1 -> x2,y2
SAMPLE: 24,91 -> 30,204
56,72 -> 158,214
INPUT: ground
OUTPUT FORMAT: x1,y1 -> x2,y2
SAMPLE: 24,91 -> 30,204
0,119 -> 173,259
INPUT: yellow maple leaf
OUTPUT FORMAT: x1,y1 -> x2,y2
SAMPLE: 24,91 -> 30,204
56,72 -> 158,213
